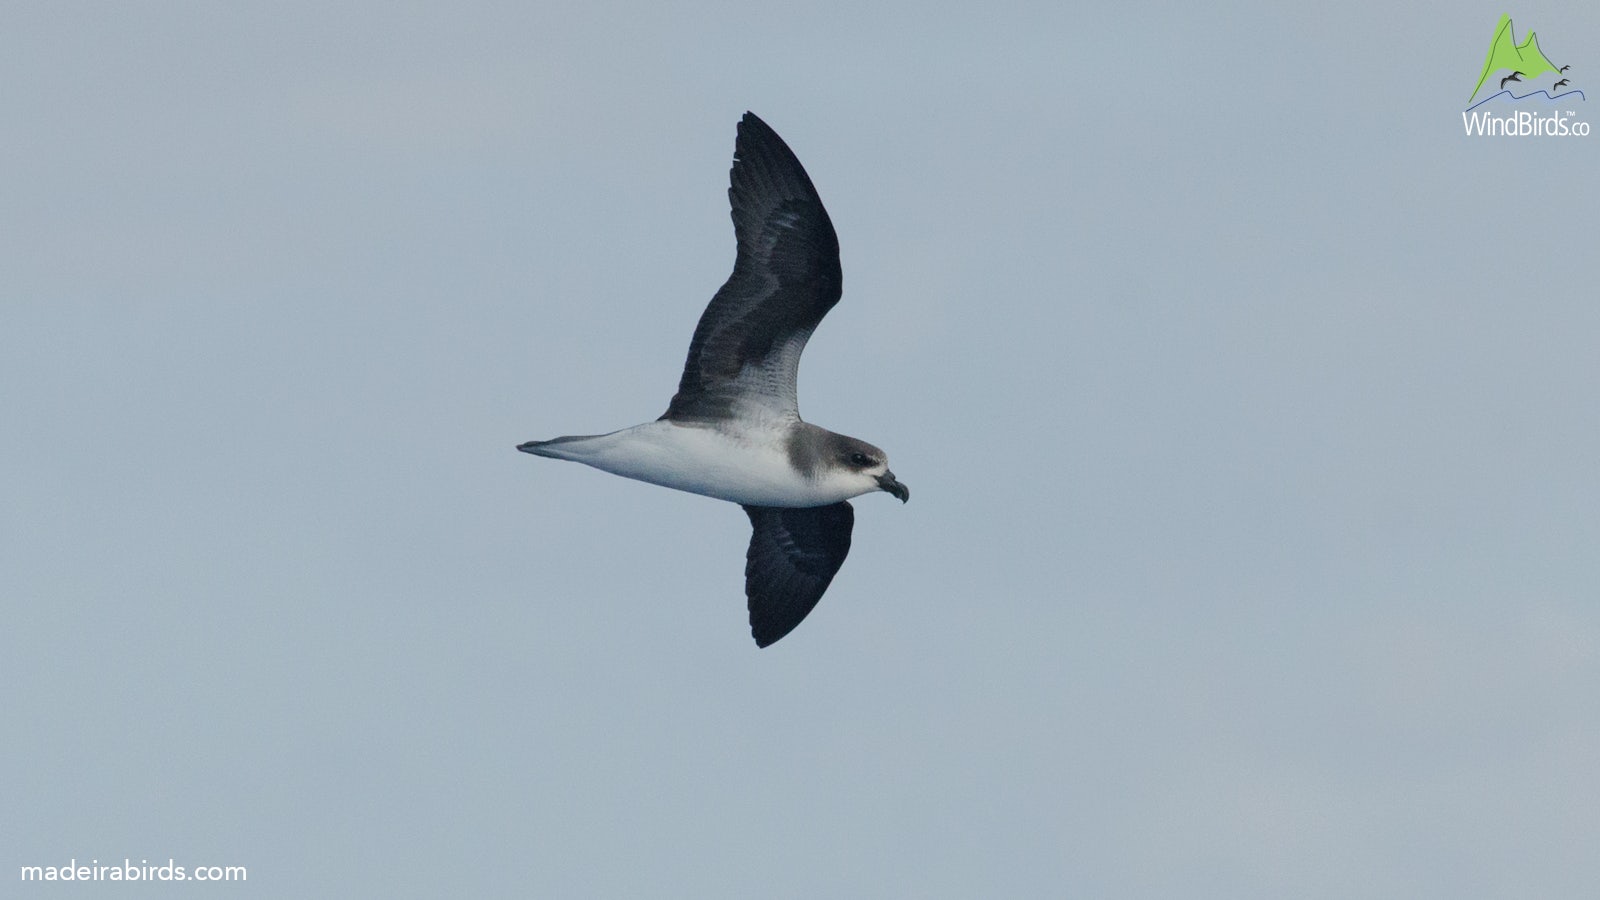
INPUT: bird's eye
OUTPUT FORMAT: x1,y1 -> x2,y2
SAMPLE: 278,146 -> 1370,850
848,452 -> 873,467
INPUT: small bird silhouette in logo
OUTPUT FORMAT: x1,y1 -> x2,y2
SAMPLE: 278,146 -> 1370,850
1500,71 -> 1526,89
1554,78 -> 1570,90
1559,65 -> 1571,73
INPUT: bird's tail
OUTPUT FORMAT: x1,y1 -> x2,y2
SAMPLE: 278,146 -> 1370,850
516,433 -> 607,460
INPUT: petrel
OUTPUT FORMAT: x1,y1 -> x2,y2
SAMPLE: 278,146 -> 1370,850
1501,71 -> 1525,89
518,112 -> 909,648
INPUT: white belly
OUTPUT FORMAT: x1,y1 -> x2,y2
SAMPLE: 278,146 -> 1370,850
530,419 -> 845,507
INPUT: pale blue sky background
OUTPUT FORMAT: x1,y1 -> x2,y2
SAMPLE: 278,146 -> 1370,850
4,2 -> 1598,897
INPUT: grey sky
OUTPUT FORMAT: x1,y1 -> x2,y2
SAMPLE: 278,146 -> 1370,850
4,2 -> 1598,897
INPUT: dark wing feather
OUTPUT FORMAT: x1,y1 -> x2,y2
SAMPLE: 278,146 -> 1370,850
663,112 -> 842,422
743,502 -> 853,647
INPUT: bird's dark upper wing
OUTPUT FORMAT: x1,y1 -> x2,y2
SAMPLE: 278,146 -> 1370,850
743,502 -> 853,647
663,112 -> 842,422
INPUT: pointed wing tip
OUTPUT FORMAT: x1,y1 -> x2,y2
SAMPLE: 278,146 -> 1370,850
733,111 -> 783,158
747,594 -> 806,648
748,608 -> 804,648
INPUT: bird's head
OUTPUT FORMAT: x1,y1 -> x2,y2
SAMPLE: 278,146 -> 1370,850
826,435 -> 909,503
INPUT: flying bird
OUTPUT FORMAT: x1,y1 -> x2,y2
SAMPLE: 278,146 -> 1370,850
1554,78 -> 1570,90
1500,71 -> 1526,89
1560,65 -> 1571,73
518,112 -> 909,648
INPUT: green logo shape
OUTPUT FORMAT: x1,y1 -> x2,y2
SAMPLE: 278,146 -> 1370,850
1469,14 -> 1561,103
